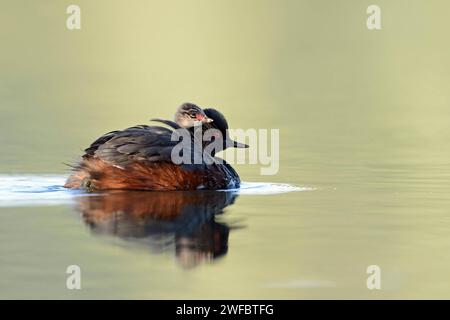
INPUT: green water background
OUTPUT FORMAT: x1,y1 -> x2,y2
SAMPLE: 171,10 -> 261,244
1,0 -> 450,299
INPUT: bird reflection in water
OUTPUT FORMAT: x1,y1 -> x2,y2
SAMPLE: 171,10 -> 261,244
73,190 -> 239,268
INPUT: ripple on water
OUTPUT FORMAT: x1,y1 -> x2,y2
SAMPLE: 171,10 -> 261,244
0,175 -> 309,207
238,182 -> 314,195
0,175 -> 75,207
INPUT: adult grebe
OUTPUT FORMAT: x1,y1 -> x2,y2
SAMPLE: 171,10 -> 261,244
64,103 -> 248,191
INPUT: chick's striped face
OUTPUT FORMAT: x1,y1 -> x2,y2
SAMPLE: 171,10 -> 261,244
175,103 -> 213,128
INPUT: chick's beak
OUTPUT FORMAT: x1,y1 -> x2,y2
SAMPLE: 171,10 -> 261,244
197,114 -> 213,123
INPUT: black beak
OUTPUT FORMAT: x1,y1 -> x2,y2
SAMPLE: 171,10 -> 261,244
231,140 -> 249,148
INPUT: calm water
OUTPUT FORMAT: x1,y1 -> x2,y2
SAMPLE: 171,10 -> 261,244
1,0 -> 450,299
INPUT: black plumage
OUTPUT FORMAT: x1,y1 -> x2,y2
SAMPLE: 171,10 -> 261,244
65,105 -> 248,191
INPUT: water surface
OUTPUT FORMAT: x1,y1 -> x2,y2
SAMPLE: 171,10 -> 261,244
1,0 -> 450,299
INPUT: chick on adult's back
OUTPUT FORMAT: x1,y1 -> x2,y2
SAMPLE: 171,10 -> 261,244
64,103 -> 248,191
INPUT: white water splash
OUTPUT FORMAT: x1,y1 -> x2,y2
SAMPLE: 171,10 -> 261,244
238,182 -> 314,195
0,175 -> 76,207
0,175 -> 309,207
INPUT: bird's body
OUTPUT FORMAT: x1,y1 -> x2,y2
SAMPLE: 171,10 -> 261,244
64,104 -> 247,191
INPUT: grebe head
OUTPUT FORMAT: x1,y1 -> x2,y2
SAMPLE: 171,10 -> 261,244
203,108 -> 249,150
175,103 -> 213,128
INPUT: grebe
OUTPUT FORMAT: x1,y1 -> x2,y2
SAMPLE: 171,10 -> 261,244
64,103 -> 248,191
75,190 -> 236,267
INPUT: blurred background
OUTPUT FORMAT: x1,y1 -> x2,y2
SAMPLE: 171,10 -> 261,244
1,0 -> 450,299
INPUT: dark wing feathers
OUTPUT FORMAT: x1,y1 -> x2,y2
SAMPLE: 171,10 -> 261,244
84,130 -> 121,157
83,124 -> 192,167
